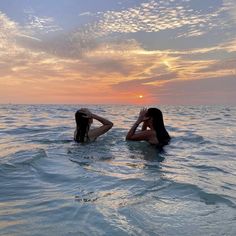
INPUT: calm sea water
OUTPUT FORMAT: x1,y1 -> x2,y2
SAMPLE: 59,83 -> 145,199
0,104 -> 236,236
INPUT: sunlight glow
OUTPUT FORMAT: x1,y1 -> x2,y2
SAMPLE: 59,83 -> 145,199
163,60 -> 171,68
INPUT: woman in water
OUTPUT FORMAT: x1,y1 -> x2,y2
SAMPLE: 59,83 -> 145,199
74,108 -> 113,142
126,108 -> 170,147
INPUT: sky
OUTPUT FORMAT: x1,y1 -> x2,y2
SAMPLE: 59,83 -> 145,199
0,0 -> 236,105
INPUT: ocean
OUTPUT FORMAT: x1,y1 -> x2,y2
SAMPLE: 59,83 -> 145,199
0,104 -> 235,236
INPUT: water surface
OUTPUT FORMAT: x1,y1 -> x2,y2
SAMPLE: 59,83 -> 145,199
0,105 -> 236,236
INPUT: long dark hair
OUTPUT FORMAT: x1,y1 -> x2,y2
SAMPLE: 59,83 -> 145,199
146,108 -> 170,145
74,110 -> 90,142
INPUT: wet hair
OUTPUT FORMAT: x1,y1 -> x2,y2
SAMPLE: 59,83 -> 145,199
146,108 -> 170,145
74,110 -> 90,142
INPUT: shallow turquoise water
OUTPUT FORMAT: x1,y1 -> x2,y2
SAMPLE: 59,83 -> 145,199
0,105 -> 236,236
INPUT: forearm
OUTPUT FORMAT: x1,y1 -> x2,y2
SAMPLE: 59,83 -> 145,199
126,120 -> 141,140
92,114 -> 113,126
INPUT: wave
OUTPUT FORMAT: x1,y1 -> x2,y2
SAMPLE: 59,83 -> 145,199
147,180 -> 236,209
181,133 -> 204,143
0,148 -> 48,169
3,126 -> 51,135
190,164 -> 230,174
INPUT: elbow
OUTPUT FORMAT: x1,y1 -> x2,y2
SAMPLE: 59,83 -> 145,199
107,121 -> 113,130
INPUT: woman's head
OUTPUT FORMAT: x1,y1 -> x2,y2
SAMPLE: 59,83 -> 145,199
146,108 -> 164,125
145,107 -> 170,143
74,109 -> 92,142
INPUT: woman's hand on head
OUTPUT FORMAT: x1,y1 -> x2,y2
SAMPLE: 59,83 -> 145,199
137,108 -> 148,122
79,108 -> 92,118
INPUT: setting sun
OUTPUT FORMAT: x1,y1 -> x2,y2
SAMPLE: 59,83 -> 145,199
139,95 -> 143,99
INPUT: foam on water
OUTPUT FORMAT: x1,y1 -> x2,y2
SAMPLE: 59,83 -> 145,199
0,104 -> 236,236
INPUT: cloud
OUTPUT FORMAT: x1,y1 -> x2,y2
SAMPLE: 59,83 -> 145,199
223,0 -> 236,21
223,38 -> 236,52
0,15 -> 144,83
17,30 -> 98,59
0,10 -> 62,44
112,72 -> 178,91
0,11 -> 70,80
25,13 -> 62,34
155,74 -> 236,104
0,11 -> 19,47
198,58 -> 236,73
16,34 -> 42,41
88,0 -> 225,38
79,12 -> 94,16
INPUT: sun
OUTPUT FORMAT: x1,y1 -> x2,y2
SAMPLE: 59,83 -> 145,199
139,95 -> 143,99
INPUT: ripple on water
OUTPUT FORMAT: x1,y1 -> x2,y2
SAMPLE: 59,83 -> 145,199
0,148 -> 47,170
4,126 -> 50,135
190,164 -> 230,174
159,181 -> 236,209
182,133 -> 205,143
208,117 -> 222,121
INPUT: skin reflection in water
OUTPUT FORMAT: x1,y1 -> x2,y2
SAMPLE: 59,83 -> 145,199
126,141 -> 165,162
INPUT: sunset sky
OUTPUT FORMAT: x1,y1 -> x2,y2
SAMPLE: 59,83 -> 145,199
0,0 -> 236,104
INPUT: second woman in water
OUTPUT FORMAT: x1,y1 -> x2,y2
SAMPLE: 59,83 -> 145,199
126,107 -> 170,147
